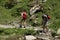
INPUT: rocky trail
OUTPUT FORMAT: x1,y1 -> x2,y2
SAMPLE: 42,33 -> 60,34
0,24 -> 60,40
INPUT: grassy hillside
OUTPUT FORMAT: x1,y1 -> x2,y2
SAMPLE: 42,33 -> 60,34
0,0 -> 60,30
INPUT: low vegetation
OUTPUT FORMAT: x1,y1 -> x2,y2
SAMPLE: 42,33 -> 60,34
0,28 -> 36,35
0,0 -> 60,33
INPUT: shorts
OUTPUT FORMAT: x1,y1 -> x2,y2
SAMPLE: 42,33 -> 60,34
42,20 -> 48,27
22,18 -> 26,21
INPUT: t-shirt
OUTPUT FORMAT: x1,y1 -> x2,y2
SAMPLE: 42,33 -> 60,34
42,14 -> 48,21
22,12 -> 27,19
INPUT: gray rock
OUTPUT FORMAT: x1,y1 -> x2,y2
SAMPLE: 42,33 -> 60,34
42,0 -> 47,2
57,28 -> 60,34
25,35 -> 36,40
55,36 -> 60,40
30,5 -> 40,15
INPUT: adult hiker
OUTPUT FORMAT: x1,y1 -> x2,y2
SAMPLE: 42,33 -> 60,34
42,13 -> 51,33
21,10 -> 27,28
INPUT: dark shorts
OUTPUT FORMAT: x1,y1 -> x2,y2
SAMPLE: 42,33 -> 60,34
21,17 -> 27,21
42,20 -> 48,27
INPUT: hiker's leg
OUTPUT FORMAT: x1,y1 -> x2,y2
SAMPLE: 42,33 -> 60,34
24,20 -> 26,28
45,21 -> 49,32
23,19 -> 27,28
22,19 -> 24,28
22,19 -> 25,28
19,21 -> 22,28
43,26 -> 45,32
43,21 -> 47,33
42,26 -> 48,33
46,26 -> 48,32
20,19 -> 23,28
42,21 -> 44,32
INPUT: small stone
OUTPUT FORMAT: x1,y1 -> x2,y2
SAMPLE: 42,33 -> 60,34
25,35 -> 36,40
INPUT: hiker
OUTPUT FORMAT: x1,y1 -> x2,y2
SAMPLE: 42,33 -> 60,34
21,10 -> 27,28
42,14 -> 51,33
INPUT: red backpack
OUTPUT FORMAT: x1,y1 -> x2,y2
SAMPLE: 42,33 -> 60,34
22,12 -> 27,19
47,16 -> 51,19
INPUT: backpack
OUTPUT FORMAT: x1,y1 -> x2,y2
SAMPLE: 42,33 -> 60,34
22,12 -> 27,19
47,16 -> 51,19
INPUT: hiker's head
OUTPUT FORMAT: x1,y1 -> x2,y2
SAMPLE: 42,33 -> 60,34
23,10 -> 26,12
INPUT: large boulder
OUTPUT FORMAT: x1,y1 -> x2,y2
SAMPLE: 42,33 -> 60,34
30,5 -> 40,15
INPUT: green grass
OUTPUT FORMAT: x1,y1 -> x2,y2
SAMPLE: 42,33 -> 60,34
0,0 -> 60,31
0,28 -> 36,35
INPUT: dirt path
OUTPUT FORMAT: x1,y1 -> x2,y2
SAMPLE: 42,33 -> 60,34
0,24 -> 16,28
